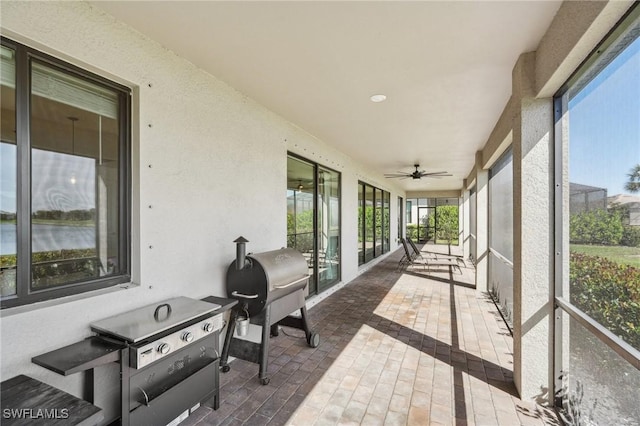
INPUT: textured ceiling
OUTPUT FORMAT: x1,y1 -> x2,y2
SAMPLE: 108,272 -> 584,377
91,1 -> 562,192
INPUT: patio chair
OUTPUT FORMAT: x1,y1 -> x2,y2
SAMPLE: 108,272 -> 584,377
397,237 -> 418,270
407,236 -> 466,267
406,237 -> 426,260
399,238 -> 462,274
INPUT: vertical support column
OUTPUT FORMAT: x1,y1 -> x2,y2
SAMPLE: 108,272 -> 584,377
512,52 -> 554,401
475,153 -> 489,292
461,188 -> 470,257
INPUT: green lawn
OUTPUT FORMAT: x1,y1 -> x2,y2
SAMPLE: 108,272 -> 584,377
571,244 -> 640,268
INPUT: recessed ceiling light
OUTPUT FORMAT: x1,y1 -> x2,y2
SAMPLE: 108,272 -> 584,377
370,94 -> 387,103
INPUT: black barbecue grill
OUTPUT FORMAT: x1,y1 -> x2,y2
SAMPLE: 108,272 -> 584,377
90,297 -> 224,425
220,237 -> 320,385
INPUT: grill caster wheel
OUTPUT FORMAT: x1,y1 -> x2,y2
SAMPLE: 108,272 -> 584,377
260,377 -> 270,385
221,365 -> 230,373
307,333 -> 320,348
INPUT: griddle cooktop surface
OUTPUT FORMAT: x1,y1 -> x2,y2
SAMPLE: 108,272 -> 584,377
90,296 -> 221,343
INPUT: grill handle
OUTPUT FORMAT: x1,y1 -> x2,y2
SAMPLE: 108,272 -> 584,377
273,275 -> 308,289
231,291 -> 259,299
139,386 -> 150,406
134,356 -> 218,409
153,303 -> 172,321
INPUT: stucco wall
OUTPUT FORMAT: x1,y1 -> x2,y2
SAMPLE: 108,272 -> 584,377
0,1 -> 403,420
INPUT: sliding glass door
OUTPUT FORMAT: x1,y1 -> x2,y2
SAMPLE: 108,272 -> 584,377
287,156 -> 316,294
358,181 -> 391,265
317,167 -> 340,292
287,154 -> 341,295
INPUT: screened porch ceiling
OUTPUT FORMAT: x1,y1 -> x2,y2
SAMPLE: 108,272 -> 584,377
91,1 -> 562,192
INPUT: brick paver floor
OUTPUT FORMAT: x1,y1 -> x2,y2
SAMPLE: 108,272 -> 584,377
184,245 -> 559,426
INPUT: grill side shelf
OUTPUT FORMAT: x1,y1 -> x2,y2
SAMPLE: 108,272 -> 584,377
200,295 -> 239,312
32,336 -> 125,376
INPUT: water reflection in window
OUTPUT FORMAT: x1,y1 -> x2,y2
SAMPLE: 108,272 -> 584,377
0,46 -> 16,297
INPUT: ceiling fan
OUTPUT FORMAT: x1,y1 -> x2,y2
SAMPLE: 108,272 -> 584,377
384,164 -> 452,180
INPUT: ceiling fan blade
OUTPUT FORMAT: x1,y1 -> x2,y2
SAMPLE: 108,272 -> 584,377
384,174 -> 409,178
421,172 -> 451,177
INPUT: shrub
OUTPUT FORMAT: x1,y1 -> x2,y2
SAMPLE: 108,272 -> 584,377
406,224 -> 418,241
570,209 -> 623,245
570,252 -> 640,350
621,226 -> 640,247
428,205 -> 459,243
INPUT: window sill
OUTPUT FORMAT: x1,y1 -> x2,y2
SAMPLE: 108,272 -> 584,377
0,281 -> 140,318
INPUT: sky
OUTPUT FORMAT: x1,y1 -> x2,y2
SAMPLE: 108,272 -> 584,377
1,145 -> 95,213
568,35 -> 640,197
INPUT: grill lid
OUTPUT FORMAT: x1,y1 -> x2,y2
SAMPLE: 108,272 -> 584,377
90,296 -> 220,343
248,248 -> 309,289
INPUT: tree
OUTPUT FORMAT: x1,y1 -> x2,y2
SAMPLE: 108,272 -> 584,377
624,164 -> 640,193
428,205 -> 459,244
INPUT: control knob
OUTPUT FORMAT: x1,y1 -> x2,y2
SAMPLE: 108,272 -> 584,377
157,343 -> 171,355
203,322 -> 214,333
182,331 -> 194,343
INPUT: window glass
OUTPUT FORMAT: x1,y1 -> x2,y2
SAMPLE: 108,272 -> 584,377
469,187 -> 477,263
383,191 -> 390,252
364,185 -> 374,262
286,156 -> 316,294
358,184 -> 364,265
287,155 -> 341,295
29,61 -> 122,290
406,197 -> 460,246
1,38 -> 130,308
567,33 -> 640,351
397,196 -> 403,244
417,206 -> 433,242
0,46 -> 16,297
358,182 -> 389,265
432,200 -> 459,245
559,311 -> 640,423
317,167 -> 340,291
489,149 -> 514,326
558,10 -> 640,424
374,188 -> 382,255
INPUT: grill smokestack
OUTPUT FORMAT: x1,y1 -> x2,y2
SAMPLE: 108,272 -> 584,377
234,236 -> 249,270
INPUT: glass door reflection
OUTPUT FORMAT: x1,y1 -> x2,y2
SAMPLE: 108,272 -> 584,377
317,167 -> 340,292
287,157 -> 316,295
287,156 -> 341,296
417,206 -> 435,243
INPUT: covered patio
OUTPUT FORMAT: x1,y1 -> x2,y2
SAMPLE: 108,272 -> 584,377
184,245 -> 558,426
1,2 -> 638,425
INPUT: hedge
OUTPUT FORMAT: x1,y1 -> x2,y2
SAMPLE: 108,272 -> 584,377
1,248 -> 101,290
570,209 -> 624,246
570,252 -> 640,350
